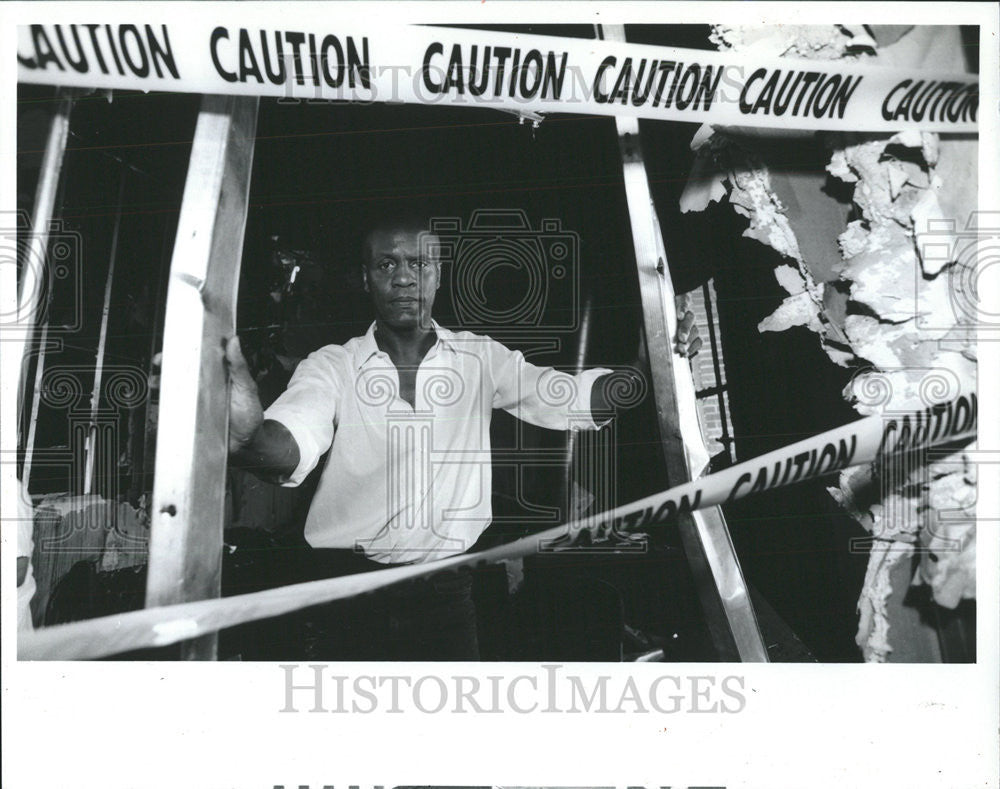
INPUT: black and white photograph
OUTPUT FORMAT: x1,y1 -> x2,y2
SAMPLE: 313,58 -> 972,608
3,3 -> 998,788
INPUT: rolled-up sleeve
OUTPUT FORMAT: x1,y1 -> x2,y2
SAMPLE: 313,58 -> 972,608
263,346 -> 344,486
487,339 -> 613,431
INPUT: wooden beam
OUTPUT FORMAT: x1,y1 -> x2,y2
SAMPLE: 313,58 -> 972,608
84,169 -> 126,496
599,25 -> 768,663
145,95 -> 258,660
19,91 -> 73,491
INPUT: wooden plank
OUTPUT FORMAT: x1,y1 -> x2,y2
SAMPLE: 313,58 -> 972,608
19,92 -> 73,491
599,24 -> 768,663
145,95 -> 258,660
564,294 -> 593,515
84,169 -> 126,496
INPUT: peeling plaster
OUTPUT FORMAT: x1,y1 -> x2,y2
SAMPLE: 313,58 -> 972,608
684,24 -> 977,661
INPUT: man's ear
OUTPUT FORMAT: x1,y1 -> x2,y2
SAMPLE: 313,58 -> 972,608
361,266 -> 369,292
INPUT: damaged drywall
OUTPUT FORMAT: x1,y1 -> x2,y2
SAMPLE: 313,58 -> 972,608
682,24 -> 977,661
29,493 -> 150,626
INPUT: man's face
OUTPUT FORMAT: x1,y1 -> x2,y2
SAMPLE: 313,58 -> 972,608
363,226 -> 441,330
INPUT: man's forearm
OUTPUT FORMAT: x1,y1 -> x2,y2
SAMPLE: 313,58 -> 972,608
590,303 -> 701,419
590,365 -> 644,420
230,419 -> 301,484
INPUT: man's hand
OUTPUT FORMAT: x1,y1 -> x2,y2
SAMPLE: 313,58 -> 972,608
674,294 -> 703,359
150,336 -> 299,481
674,310 -> 702,358
226,336 -> 264,453
595,300 -> 704,417
633,297 -> 703,374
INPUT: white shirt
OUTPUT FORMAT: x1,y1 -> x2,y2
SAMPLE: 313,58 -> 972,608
18,479 -> 36,632
264,321 -> 612,563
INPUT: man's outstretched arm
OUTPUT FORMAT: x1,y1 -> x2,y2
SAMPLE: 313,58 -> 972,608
225,337 -> 301,483
590,300 -> 702,415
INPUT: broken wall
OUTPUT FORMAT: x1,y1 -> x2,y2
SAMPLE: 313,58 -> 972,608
681,24 -> 977,661
30,494 -> 150,626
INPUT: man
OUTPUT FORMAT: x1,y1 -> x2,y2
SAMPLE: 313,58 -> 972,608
227,212 -> 699,660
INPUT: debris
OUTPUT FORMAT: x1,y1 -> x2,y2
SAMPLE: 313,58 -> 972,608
694,24 -> 977,660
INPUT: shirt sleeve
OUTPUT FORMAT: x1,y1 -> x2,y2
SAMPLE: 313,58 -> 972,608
487,338 -> 613,431
18,479 -> 36,632
262,346 -> 345,486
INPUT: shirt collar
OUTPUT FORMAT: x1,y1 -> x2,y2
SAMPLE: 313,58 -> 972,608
355,319 -> 455,369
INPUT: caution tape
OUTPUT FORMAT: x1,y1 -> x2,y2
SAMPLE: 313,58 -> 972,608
18,392 -> 976,661
17,21 -> 978,132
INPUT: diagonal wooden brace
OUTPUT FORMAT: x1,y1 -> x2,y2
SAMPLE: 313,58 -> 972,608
146,95 -> 258,660
600,24 -> 768,662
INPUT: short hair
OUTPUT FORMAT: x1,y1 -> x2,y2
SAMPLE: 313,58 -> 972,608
360,198 -> 438,265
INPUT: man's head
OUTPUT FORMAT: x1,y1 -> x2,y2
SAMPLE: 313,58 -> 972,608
362,211 -> 441,331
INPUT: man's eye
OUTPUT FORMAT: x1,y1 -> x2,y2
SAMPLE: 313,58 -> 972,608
378,259 -> 395,270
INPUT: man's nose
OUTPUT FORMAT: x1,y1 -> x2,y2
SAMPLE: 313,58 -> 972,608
393,261 -> 416,286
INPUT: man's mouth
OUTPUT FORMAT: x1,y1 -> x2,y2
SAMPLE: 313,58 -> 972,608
392,297 -> 418,304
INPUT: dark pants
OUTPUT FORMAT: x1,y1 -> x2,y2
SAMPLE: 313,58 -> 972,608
288,546 -> 480,661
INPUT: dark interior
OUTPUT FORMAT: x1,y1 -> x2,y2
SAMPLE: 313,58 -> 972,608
19,24 -> 976,662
